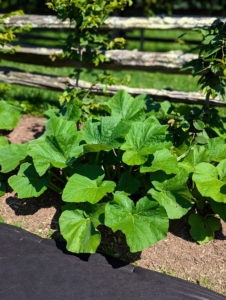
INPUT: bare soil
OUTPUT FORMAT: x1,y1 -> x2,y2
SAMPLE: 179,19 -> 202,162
0,115 -> 226,296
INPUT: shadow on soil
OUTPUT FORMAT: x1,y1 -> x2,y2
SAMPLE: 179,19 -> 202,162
5,188 -> 141,263
6,189 -> 63,232
169,217 -> 226,242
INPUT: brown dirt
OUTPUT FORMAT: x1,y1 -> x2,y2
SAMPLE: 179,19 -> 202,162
0,115 -> 226,296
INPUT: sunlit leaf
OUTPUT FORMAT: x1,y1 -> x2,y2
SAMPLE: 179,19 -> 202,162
105,193 -> 168,252
59,203 -> 105,253
149,169 -> 193,219
8,162 -> 48,198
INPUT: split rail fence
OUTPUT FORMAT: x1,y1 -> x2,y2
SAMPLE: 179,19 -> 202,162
1,14 -> 226,106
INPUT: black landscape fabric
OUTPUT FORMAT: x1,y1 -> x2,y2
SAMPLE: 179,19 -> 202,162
0,223 -> 225,300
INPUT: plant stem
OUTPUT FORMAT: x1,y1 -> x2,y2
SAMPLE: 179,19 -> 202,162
76,46 -> 82,87
48,170 -> 66,184
205,91 -> 210,110
48,181 -> 62,194
104,165 -> 111,180
95,152 -> 100,165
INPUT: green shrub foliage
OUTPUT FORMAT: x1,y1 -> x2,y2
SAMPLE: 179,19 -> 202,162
46,0 -> 132,65
182,19 -> 226,108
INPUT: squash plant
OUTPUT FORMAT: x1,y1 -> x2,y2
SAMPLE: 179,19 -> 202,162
0,90 -> 226,253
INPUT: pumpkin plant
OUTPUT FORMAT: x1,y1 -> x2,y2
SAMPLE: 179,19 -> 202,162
0,90 -> 225,253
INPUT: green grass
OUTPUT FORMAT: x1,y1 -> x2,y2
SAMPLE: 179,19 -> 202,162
0,26 -> 217,117
1,82 -> 61,116
18,28 -> 202,52
125,29 -> 201,52
1,58 -> 200,91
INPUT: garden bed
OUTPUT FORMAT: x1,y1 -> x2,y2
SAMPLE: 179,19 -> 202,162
0,115 -> 225,296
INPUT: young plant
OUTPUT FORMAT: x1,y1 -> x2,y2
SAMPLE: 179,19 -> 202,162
46,0 -> 132,115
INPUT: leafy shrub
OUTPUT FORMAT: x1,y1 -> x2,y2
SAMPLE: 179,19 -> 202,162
182,19 -> 226,108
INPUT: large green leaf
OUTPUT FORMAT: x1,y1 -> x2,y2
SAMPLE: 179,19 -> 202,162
0,143 -> 28,173
63,170 -> 116,204
149,170 -> 193,219
216,158 -> 226,181
121,118 -> 171,166
116,172 -> 140,195
59,203 -> 104,253
140,149 -> 179,174
59,99 -> 81,122
107,90 -> 146,122
28,117 -> 83,176
0,137 -> 8,147
178,145 -> 210,173
207,137 -> 226,162
192,161 -> 226,203
0,101 -> 21,130
188,213 -> 221,244
45,116 -> 79,140
83,116 -> 130,152
8,162 -> 48,198
160,101 -> 171,114
105,193 -> 168,252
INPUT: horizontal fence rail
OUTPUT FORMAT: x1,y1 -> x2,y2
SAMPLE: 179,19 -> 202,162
1,14 -> 226,107
16,33 -> 202,45
1,66 -> 225,106
1,14 -> 224,30
0,47 -> 197,74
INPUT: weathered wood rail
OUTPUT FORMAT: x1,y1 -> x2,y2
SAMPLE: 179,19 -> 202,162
1,14 -> 224,30
1,66 -> 225,106
1,14 -> 225,106
0,47 -> 197,74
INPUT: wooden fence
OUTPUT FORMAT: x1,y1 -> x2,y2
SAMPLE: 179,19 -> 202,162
1,14 -> 226,106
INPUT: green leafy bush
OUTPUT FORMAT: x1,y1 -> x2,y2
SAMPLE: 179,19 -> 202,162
182,19 -> 226,108
1,90 -> 225,253
46,0 -> 132,103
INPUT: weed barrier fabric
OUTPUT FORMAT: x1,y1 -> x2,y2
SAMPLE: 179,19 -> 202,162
0,224 -> 225,300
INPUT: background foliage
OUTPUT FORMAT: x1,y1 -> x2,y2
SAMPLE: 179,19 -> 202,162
1,0 -> 226,15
